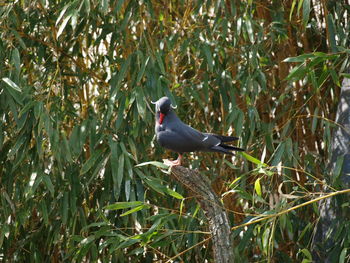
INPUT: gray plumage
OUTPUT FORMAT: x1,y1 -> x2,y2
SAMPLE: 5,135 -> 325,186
153,97 -> 244,156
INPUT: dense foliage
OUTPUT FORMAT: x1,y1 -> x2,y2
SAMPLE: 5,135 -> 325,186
1,0 -> 349,262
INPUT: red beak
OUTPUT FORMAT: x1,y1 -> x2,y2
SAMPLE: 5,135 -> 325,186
159,113 -> 165,124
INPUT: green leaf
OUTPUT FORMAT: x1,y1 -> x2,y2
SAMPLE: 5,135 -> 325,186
327,14 -> 337,53
2,77 -> 23,105
42,175 -> 55,196
135,86 -> 146,119
7,135 -> 26,158
242,152 -> 268,167
12,48 -> 21,79
311,107 -> 319,134
341,73 -> 350,78
330,68 -> 340,86
114,95 -> 126,131
40,200 -> 49,226
136,55 -> 150,83
245,18 -> 254,43
299,248 -> 312,261
271,142 -> 285,167
11,29 -> 26,49
286,63 -> 307,81
164,188 -> 184,200
111,55 -> 132,98
57,14 -> 72,38
302,0 -> 310,27
80,149 -> 103,175
135,161 -> 169,169
202,44 -> 213,72
62,191 -> 69,225
283,53 -> 315,63
143,179 -> 167,196
155,52 -> 166,75
105,201 -> 143,210
339,247 -> 347,263
117,154 -> 125,191
120,204 -> 148,216
289,0 -> 297,21
254,177 -> 262,196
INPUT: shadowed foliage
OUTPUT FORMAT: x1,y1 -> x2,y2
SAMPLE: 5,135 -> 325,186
1,0 -> 350,262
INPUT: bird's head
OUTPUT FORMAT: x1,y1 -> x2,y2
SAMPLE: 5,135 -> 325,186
151,96 -> 177,124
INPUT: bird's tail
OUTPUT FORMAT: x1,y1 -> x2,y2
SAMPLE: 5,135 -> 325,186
209,134 -> 239,142
219,144 -> 245,152
210,144 -> 245,155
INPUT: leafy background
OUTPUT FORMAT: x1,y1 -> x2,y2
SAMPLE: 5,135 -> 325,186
1,0 -> 349,262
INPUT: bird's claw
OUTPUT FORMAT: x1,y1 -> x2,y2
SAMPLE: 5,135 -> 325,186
163,159 -> 181,166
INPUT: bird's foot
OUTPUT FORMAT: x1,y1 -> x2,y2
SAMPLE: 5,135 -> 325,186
163,158 -> 181,167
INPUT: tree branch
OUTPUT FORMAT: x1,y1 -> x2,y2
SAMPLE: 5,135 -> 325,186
170,166 -> 234,263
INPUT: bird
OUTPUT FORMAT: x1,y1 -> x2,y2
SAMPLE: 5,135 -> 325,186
152,96 -> 244,166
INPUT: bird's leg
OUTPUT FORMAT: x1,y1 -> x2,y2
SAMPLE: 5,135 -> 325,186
163,154 -> 182,166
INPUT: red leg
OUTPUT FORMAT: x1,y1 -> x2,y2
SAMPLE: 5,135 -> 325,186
163,154 -> 182,166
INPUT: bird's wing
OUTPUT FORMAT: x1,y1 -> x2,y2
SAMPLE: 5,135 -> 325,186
174,124 -> 221,149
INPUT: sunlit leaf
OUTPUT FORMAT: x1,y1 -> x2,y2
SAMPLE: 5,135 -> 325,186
135,161 -> 169,169
254,177 -> 262,197
120,204 -> 148,216
105,201 -> 144,210
242,152 -> 268,167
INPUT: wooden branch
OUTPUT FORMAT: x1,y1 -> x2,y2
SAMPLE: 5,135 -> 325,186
170,166 -> 234,263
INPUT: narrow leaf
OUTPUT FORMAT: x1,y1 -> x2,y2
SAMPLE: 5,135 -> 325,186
136,56 -> 150,83
339,248 -> 347,263
327,14 -> 337,52
42,175 -> 55,196
57,14 -> 72,38
242,152 -> 268,167
120,204 -> 148,216
117,154 -> 125,191
3,77 -> 22,92
111,55 -> 132,98
135,161 -> 169,169
80,150 -> 103,175
311,107 -> 319,134
202,44 -> 213,72
302,0 -> 310,27
254,178 -> 262,196
165,188 -> 184,200
104,201 -> 143,210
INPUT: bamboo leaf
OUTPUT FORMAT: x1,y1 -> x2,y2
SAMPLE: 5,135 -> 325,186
80,150 -> 103,175
254,178 -> 262,197
202,44 -> 214,72
105,201 -> 144,210
339,248 -> 347,263
2,77 -> 23,105
117,154 -> 125,193
42,175 -> 55,196
111,55 -> 132,98
120,204 -> 148,216
57,14 -> 72,38
327,14 -> 338,52
164,188 -> 184,200
311,107 -> 319,134
242,152 -> 268,167
135,161 -> 169,169
302,0 -> 310,27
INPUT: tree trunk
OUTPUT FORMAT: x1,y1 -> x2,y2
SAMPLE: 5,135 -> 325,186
312,77 -> 350,262
170,166 -> 234,263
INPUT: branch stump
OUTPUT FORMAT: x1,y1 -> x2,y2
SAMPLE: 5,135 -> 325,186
170,166 -> 234,263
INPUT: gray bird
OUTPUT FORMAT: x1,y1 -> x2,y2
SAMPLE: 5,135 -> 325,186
152,96 -> 244,166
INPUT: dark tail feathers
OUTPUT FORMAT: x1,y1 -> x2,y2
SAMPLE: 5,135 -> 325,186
219,143 -> 245,152
210,144 -> 245,155
210,134 -> 239,142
